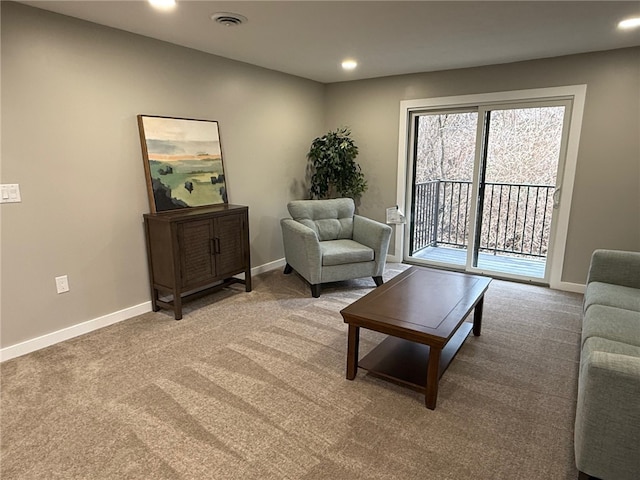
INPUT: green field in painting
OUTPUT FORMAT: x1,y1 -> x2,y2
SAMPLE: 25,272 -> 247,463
150,160 -> 226,206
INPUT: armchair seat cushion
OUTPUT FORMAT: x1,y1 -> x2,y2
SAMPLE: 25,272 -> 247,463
321,239 -> 374,266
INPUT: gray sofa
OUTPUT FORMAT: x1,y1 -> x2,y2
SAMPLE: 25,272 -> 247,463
280,198 -> 392,297
575,249 -> 640,480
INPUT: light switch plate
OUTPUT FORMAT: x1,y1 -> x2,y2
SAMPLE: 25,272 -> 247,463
0,184 -> 22,203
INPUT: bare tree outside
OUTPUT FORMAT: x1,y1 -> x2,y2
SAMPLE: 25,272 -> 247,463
415,112 -> 477,183
485,107 -> 564,185
412,106 -> 565,263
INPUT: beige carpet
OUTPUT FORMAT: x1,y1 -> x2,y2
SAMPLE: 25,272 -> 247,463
0,264 -> 584,479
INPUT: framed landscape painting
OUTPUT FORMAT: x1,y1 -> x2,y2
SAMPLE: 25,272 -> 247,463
137,115 -> 228,213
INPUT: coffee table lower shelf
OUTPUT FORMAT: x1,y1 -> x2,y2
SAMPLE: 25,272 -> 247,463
358,322 -> 474,392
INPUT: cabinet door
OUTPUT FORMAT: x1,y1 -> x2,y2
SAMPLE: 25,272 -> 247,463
214,213 -> 247,277
178,219 -> 216,288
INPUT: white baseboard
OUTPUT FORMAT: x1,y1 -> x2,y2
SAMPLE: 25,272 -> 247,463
553,281 -> 586,294
0,302 -> 152,362
252,258 -> 286,275
1,260 -> 289,363
2,258 -> 582,362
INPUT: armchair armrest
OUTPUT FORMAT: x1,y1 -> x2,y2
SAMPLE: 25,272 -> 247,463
587,249 -> 640,289
280,218 -> 322,284
353,215 -> 392,274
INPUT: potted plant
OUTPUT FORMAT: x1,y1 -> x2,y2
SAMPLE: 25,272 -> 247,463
307,127 -> 367,199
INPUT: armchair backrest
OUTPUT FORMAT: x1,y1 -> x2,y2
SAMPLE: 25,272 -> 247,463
287,198 -> 355,241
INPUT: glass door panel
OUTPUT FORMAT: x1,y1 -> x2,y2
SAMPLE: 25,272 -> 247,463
408,110 -> 478,266
472,105 -> 566,279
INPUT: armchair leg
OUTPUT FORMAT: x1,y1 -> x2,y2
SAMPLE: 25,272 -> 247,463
311,284 -> 321,298
373,276 -> 384,287
283,263 -> 293,274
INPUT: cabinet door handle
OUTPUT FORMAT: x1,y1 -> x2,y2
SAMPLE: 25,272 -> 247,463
214,237 -> 221,254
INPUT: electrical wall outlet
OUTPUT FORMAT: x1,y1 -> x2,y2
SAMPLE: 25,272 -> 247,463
0,184 -> 22,203
55,275 -> 70,294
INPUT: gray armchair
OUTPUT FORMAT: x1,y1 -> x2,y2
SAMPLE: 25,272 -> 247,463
280,198 -> 392,297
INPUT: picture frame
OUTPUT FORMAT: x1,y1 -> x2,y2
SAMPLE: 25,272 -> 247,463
137,115 -> 228,213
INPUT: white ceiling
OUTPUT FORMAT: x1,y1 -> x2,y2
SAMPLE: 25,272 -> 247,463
22,1 -> 640,83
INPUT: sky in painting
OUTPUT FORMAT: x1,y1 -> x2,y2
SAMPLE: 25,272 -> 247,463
142,116 -> 221,156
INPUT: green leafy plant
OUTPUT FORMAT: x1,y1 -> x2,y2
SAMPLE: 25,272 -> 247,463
307,127 -> 367,199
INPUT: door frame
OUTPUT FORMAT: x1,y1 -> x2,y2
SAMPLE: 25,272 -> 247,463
395,85 -> 587,290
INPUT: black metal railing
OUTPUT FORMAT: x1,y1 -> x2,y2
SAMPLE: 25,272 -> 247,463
412,180 -> 555,258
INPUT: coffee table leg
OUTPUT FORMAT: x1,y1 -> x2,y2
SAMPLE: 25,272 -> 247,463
346,325 -> 360,380
425,347 -> 441,410
473,295 -> 484,336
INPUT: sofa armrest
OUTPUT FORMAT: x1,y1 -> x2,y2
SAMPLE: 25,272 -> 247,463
280,218 -> 322,284
587,249 -> 640,289
353,215 -> 392,274
575,350 -> 640,480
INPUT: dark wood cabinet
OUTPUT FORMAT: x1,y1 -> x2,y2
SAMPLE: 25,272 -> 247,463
143,204 -> 251,320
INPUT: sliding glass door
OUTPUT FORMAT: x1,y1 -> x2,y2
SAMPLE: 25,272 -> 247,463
409,109 -> 478,267
406,100 -> 571,283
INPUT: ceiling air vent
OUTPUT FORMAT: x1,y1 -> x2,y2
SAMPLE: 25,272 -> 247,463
211,12 -> 247,27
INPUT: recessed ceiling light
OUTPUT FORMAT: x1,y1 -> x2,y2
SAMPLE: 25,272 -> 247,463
148,0 -> 176,11
342,59 -> 358,71
211,12 -> 248,27
618,17 -> 640,30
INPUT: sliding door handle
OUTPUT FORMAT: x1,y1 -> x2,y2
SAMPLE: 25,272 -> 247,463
553,187 -> 561,209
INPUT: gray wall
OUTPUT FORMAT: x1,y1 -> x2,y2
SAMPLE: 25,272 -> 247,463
1,3 -> 323,348
324,48 -> 640,284
2,2 -> 639,351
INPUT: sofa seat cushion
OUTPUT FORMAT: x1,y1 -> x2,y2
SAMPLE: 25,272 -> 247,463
583,336 -> 640,360
582,304 -> 640,348
585,282 -> 640,313
321,239 -> 374,266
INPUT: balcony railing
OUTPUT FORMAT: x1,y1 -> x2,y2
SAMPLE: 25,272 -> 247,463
412,180 -> 555,258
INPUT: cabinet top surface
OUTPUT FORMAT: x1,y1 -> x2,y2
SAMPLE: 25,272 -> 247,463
144,204 -> 248,221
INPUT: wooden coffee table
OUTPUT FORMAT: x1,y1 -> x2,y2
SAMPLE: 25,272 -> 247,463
340,266 -> 491,410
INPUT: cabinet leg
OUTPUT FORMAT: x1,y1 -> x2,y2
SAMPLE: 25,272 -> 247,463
151,289 -> 160,312
173,289 -> 182,320
245,269 -> 252,292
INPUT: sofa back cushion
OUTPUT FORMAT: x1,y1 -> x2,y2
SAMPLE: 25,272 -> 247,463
287,198 -> 355,241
